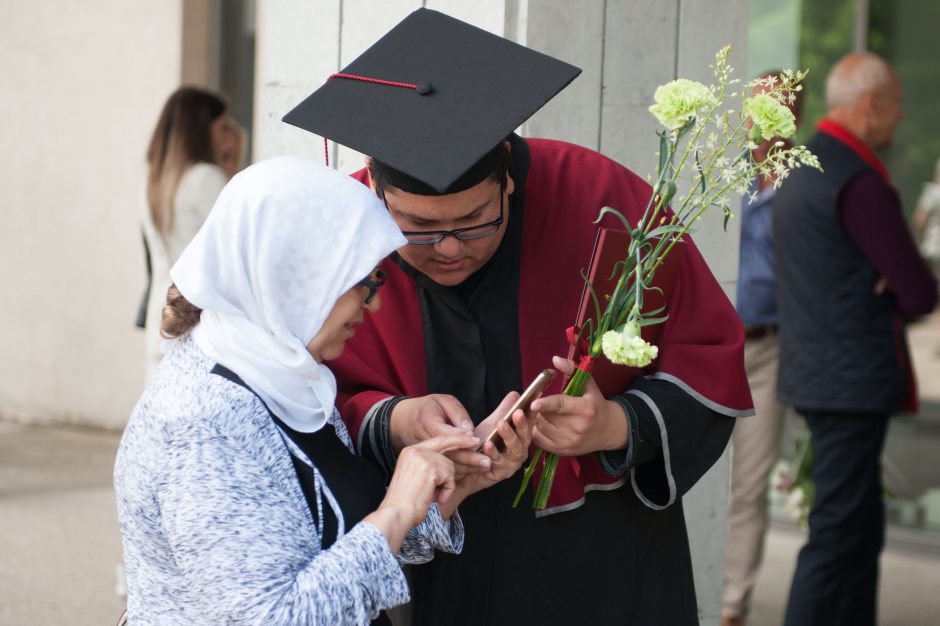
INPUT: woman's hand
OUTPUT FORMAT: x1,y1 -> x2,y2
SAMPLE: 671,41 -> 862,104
435,392 -> 533,518
364,432 -> 479,553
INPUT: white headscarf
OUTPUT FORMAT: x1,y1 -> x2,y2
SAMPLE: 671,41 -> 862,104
170,156 -> 406,432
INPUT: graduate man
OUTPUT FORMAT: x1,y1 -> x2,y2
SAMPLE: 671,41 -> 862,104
285,9 -> 753,625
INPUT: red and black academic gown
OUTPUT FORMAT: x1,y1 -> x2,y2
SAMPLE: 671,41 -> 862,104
333,135 -> 753,625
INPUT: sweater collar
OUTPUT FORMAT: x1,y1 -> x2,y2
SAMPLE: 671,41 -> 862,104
817,118 -> 891,183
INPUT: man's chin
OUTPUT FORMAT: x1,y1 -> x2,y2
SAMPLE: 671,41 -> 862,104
418,259 -> 475,286
426,269 -> 471,286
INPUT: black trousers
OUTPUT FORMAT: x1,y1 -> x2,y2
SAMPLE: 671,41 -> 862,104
784,409 -> 889,626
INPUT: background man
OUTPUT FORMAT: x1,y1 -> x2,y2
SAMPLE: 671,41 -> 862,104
775,52 -> 937,626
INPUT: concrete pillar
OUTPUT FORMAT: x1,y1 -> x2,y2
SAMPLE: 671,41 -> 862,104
255,2 -> 745,622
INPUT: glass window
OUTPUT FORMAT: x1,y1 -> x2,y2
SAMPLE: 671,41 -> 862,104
749,0 -> 940,537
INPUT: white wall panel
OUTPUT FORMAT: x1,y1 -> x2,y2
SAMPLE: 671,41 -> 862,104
524,0 -> 605,149
600,0 -> 680,176
426,0 -> 506,35
253,0 -> 341,162
0,0 -> 182,428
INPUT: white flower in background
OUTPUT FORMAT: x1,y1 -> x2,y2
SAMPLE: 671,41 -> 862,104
785,487 -> 805,518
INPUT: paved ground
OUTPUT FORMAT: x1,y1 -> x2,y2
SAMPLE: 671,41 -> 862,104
0,421 -> 125,625
2,316 -> 939,625
750,524 -> 940,625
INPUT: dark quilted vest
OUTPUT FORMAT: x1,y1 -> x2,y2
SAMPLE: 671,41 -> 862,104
773,132 -> 908,413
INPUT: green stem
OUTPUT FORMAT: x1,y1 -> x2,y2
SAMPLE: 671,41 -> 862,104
533,452 -> 560,509
512,446 -> 544,507
513,367 -> 593,509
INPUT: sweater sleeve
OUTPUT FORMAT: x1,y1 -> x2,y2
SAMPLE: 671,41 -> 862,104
329,407 -> 465,566
398,504 -> 465,565
156,424 -> 409,625
839,172 -> 938,317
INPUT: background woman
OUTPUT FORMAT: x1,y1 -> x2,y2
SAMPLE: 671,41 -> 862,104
115,157 -> 530,625
140,86 -> 243,373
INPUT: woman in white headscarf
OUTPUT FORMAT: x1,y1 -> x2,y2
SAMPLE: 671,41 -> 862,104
114,157 -> 531,626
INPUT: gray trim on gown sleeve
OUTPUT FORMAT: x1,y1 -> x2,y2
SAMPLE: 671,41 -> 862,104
358,395 -> 409,480
627,389 -> 677,510
597,395 -> 638,477
649,371 -> 755,418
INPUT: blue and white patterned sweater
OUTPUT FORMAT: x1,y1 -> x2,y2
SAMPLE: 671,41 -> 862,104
114,337 -> 463,625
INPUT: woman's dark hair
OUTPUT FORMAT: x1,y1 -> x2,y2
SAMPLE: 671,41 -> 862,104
160,284 -> 203,339
146,87 -> 228,240
369,139 -> 511,198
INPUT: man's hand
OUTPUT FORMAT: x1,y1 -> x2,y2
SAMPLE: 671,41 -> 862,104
468,392 -> 532,484
438,393 -> 533,518
529,356 -> 629,456
389,394 -> 491,476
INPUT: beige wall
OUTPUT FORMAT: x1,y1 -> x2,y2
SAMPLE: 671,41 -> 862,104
0,1 -> 183,429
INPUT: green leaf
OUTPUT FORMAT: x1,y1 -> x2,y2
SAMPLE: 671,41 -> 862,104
595,206 -> 633,231
660,180 -> 677,205
580,269 -> 603,326
638,314 -> 669,326
581,318 -> 596,344
608,259 -> 626,282
658,130 -> 669,175
644,224 -> 687,239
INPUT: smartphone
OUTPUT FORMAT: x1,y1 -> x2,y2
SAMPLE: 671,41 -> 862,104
478,369 -> 558,452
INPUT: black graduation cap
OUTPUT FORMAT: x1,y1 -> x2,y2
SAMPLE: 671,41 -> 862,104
282,8 -> 581,194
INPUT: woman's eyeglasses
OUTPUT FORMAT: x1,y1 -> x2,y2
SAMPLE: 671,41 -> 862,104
357,270 -> 386,304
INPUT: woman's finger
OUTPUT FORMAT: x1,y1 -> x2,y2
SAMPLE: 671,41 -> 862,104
433,457 -> 457,503
416,432 -> 481,453
446,448 -> 492,471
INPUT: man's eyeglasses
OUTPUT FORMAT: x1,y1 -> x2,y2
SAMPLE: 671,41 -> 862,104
384,191 -> 505,245
357,270 -> 386,305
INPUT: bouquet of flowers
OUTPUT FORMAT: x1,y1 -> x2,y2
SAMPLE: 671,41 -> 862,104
771,432 -> 815,528
515,47 -> 820,510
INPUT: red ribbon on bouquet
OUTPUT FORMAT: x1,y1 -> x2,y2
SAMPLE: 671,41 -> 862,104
565,325 -> 595,372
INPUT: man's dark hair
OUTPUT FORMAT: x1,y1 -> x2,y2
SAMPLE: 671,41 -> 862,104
369,140 -> 510,198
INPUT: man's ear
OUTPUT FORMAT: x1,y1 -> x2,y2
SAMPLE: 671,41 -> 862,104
364,156 -> 377,192
859,89 -> 879,119
503,141 -> 515,195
